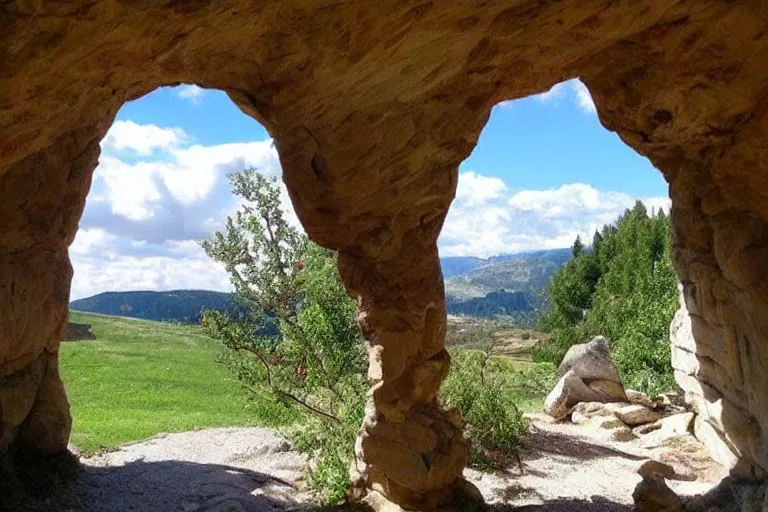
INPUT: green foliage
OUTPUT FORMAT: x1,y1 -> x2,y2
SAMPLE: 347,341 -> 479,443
201,169 -> 366,504
202,169 -> 547,502
534,201 -> 678,396
440,349 -> 528,468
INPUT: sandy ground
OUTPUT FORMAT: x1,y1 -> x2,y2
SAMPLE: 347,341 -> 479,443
466,413 -> 725,511
68,428 -> 312,512
57,417 -> 724,511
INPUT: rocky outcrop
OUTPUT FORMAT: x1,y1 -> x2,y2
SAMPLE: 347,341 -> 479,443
670,286 -> 744,472
2,1 -> 768,507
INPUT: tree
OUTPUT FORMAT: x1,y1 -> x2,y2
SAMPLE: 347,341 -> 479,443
534,206 -> 678,396
571,234 -> 585,258
200,169 -> 367,503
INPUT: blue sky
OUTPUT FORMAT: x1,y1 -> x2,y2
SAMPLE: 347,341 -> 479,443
69,81 -> 670,299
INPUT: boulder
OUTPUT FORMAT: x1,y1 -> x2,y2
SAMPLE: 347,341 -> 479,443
659,413 -> 695,436
639,413 -> 696,449
585,379 -> 627,403
558,336 -> 622,384
614,404 -> 661,427
694,415 -> 740,469
544,370 -> 601,421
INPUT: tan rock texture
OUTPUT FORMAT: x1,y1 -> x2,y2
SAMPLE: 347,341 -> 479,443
2,0 -> 768,506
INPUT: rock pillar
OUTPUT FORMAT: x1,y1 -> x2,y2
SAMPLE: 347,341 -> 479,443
0,129 -> 98,462
338,247 -> 468,509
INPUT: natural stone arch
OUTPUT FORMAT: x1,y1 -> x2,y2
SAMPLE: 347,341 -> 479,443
2,1 -> 768,508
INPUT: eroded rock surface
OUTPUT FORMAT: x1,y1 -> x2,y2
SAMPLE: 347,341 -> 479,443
2,1 -> 768,507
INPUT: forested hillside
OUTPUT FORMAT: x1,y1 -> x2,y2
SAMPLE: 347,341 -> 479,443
533,202 -> 678,395
70,290 -> 246,324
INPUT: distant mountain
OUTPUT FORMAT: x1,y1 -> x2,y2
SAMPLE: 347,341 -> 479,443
70,290 -> 244,324
441,248 -> 572,320
72,249 -> 572,325
440,256 -> 486,278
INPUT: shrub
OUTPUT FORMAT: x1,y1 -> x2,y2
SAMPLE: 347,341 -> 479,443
201,169 -> 367,505
441,350 -> 527,468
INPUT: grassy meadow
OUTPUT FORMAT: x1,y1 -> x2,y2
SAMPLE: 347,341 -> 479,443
60,311 -> 554,456
60,311 -> 296,454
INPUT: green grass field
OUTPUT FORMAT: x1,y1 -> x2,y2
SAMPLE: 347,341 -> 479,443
60,311 -> 295,454
60,311 -> 553,456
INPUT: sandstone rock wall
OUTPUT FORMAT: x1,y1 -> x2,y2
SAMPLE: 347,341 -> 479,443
2,0 -> 768,507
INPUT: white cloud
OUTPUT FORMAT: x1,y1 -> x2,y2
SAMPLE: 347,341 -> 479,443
571,80 -> 596,114
455,171 -> 508,206
535,82 -> 568,104
177,84 -> 206,104
101,120 -> 186,155
69,228 -> 232,300
498,79 -> 596,115
439,174 -> 670,258
69,121 -> 287,299
74,119 -> 667,298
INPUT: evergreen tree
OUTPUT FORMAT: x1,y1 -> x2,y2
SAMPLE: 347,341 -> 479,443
534,205 -> 678,396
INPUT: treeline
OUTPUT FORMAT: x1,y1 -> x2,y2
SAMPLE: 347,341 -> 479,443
533,201 -> 678,396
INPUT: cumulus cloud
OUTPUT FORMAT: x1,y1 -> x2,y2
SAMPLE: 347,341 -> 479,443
439,174 -> 670,258
69,121 -> 285,299
177,84 -> 206,104
101,120 -> 186,154
70,228 -> 232,300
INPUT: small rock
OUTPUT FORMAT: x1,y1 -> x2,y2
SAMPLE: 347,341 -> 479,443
633,474 -> 683,512
615,404 -> 661,426
626,389 -> 655,409
570,402 -> 606,425
637,459 -> 677,480
634,421 -> 662,436
659,391 -> 685,408
608,426 -> 637,442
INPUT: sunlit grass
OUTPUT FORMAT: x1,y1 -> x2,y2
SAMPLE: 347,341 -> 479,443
60,311 -> 296,455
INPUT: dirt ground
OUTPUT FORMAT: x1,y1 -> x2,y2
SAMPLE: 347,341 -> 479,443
32,414 -> 724,511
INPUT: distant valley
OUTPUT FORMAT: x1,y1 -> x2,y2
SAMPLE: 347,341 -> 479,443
442,248 -> 571,321
70,248 -> 571,324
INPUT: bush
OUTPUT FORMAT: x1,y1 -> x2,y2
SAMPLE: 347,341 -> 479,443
201,170 -> 367,505
441,350 -> 527,468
